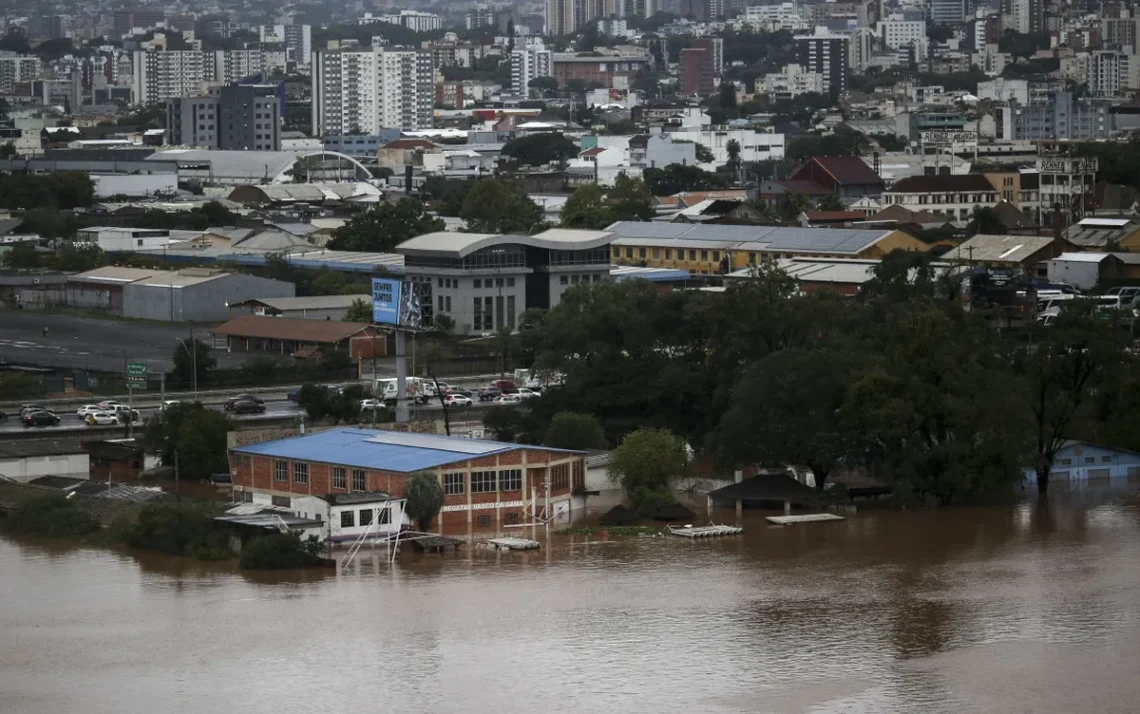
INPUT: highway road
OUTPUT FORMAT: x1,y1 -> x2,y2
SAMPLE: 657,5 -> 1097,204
0,397 -> 497,434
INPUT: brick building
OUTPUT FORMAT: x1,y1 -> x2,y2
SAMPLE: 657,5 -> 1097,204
229,428 -> 585,534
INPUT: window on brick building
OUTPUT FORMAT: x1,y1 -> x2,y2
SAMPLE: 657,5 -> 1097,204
444,472 -> 465,495
498,469 -> 522,492
352,469 -> 366,491
272,495 -> 290,508
572,461 -> 584,491
293,462 -> 308,484
274,460 -> 287,482
471,470 -> 496,493
359,508 -> 374,526
551,463 -> 569,491
333,467 -> 346,490
476,515 -> 492,527
341,510 -> 354,528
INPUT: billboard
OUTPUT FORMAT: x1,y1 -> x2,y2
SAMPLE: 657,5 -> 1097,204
371,278 -> 433,329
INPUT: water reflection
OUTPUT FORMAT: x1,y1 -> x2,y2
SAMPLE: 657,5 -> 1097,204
2,495 -> 1139,714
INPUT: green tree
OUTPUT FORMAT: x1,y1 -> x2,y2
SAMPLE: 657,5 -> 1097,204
726,139 -> 742,182
543,412 -> 608,450
1,494 -> 99,538
175,410 -> 233,481
239,532 -> 323,569
719,81 -> 737,109
967,206 -> 1007,235
125,502 -> 227,558
561,182 -> 611,229
198,200 -> 239,226
711,348 -> 859,491
404,471 -> 444,531
53,243 -> 107,272
816,193 -> 847,212
343,298 -> 372,322
328,198 -> 444,251
642,164 -> 729,195
528,76 -> 559,95
483,405 -> 527,441
0,142 -> 15,159
460,177 -> 545,234
775,191 -> 810,222
501,132 -> 578,166
18,208 -> 83,239
0,372 -> 44,399
609,428 -> 687,515
171,338 -> 216,388
1010,303 -> 1128,495
693,142 -> 716,163
608,174 -> 654,221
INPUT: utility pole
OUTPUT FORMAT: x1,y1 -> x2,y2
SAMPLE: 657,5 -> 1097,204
174,449 -> 180,502
395,330 -> 409,423
189,329 -> 197,399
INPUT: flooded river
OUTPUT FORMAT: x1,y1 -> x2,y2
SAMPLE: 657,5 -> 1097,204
3,497 -> 1140,714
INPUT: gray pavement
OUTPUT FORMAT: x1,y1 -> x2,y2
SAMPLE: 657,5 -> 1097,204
0,311 -> 249,373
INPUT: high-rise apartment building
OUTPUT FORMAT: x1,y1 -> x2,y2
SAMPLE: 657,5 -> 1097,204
0,54 -> 41,93
546,0 -> 576,35
213,49 -> 267,84
132,49 -> 211,105
311,47 -> 433,135
930,0 -> 966,25
795,28 -> 849,97
259,25 -> 313,68
680,47 -> 715,96
168,84 -> 280,150
511,48 -> 554,95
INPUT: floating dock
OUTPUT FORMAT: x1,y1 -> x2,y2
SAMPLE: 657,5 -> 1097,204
484,537 -> 540,550
766,513 -> 846,526
665,524 -> 744,538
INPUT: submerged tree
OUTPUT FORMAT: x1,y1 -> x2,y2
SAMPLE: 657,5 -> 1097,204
404,471 -> 444,531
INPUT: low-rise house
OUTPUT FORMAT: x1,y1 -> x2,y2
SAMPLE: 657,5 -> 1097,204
727,257 -> 880,296
0,440 -> 89,484
784,156 -> 886,199
1045,252 -> 1140,290
1025,441 -> 1140,485
211,315 -> 384,358
228,428 -> 586,533
1061,217 -> 1140,251
673,199 -> 767,224
941,234 -> 1074,277
228,295 -> 371,321
881,174 -> 999,221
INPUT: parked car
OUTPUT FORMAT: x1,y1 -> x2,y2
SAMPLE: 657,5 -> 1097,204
360,398 -> 385,412
494,394 -> 522,406
110,405 -> 140,422
230,399 -> 266,415
86,411 -> 119,426
478,387 -> 502,402
224,393 -> 265,411
23,410 -> 60,427
444,394 -> 473,407
76,405 -> 103,419
515,387 -> 540,399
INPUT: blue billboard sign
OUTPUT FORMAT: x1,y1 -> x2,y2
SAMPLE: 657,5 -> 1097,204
371,278 -> 401,325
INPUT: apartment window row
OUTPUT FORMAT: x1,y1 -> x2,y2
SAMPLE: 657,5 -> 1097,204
472,277 -> 515,288
437,295 -> 453,312
615,246 -> 721,263
559,274 -> 602,285
449,469 -> 525,495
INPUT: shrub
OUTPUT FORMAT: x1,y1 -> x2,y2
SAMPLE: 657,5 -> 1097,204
239,532 -> 323,569
125,502 -> 229,558
1,494 -> 100,538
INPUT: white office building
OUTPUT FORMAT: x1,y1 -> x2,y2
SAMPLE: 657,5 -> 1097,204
312,47 -> 434,134
757,63 -> 826,99
131,50 -> 211,105
664,128 -> 786,165
511,47 -> 554,95
0,54 -> 41,93
373,10 -> 444,32
259,24 -> 313,68
734,3 -> 809,32
877,13 -> 928,59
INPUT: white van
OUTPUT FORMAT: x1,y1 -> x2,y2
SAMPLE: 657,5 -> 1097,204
375,377 -> 437,405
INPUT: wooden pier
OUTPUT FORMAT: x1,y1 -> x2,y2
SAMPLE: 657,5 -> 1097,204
665,524 -> 744,538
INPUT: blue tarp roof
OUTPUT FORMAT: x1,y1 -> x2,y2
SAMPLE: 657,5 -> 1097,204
232,428 -> 574,473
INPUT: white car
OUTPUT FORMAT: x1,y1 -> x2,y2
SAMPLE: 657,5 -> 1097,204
97,400 -> 122,410
494,394 -> 522,406
76,405 -> 103,419
86,411 -> 118,426
360,398 -> 384,412
444,394 -> 473,407
516,388 -> 539,399
160,400 -> 181,411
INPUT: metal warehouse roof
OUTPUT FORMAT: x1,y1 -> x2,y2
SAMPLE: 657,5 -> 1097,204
605,222 -> 895,255
69,266 -> 172,284
232,428 -> 575,473
941,234 -> 1056,263
397,228 -> 612,258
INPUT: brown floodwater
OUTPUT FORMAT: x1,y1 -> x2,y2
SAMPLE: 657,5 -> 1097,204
3,494 -> 1140,714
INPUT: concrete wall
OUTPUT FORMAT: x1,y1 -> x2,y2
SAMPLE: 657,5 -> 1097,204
0,454 -> 89,483
91,173 -> 179,199
123,273 -> 295,322
66,283 -> 121,313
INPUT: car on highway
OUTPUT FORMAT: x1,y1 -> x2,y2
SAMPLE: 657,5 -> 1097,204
230,398 -> 266,415
20,404 -> 48,416
492,380 -> 517,392
445,388 -> 474,399
97,400 -> 123,410
23,410 -> 61,427
478,387 -> 502,402
360,398 -> 385,412
223,394 -> 265,411
515,387 -> 540,400
160,400 -> 181,410
109,405 -> 140,422
494,394 -> 522,406
76,405 -> 104,419
444,394 -> 473,407
85,411 -> 119,426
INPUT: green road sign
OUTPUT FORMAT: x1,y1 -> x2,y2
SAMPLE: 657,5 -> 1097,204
127,361 -> 148,389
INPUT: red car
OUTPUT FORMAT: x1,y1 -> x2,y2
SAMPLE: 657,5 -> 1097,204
492,380 -> 517,393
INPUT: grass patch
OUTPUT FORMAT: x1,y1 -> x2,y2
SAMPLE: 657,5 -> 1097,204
556,525 -> 660,536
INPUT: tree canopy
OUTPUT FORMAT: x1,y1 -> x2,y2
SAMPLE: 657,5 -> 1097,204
642,164 -> 729,196
327,198 -> 444,252
460,176 -> 546,234
560,175 -> 654,229
501,132 -> 579,166
609,428 -> 688,515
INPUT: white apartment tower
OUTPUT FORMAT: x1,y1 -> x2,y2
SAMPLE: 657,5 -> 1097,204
131,50 -> 211,105
511,48 -> 554,95
311,47 -> 434,135
259,24 -> 313,67
213,49 -> 267,85
0,54 -> 41,93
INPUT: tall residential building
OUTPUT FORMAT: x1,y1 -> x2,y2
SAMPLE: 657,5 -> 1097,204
625,0 -> 657,18
259,25 -> 313,68
0,54 -> 41,93
376,11 -> 444,32
680,47 -> 713,96
213,49 -> 268,85
511,48 -> 553,95
1088,50 -> 1127,96
546,0 -> 576,35
930,0 -> 966,25
693,37 -> 724,76
131,50 -> 211,105
168,84 -> 280,150
311,47 -> 433,135
795,28 -> 849,97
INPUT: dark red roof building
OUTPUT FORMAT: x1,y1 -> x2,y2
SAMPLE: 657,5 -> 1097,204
785,156 -> 886,198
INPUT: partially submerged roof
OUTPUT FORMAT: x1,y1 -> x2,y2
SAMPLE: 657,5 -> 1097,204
0,439 -> 88,459
941,234 -> 1056,263
212,315 -> 373,343
708,474 -> 820,505
232,428 -> 578,474
396,228 -> 612,259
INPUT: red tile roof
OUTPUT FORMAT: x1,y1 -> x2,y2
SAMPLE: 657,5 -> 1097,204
888,174 -> 996,193
579,147 -> 606,156
809,156 -> 885,186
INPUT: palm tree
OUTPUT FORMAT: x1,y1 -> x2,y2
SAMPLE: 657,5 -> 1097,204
726,139 -> 742,184
404,472 -> 444,532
